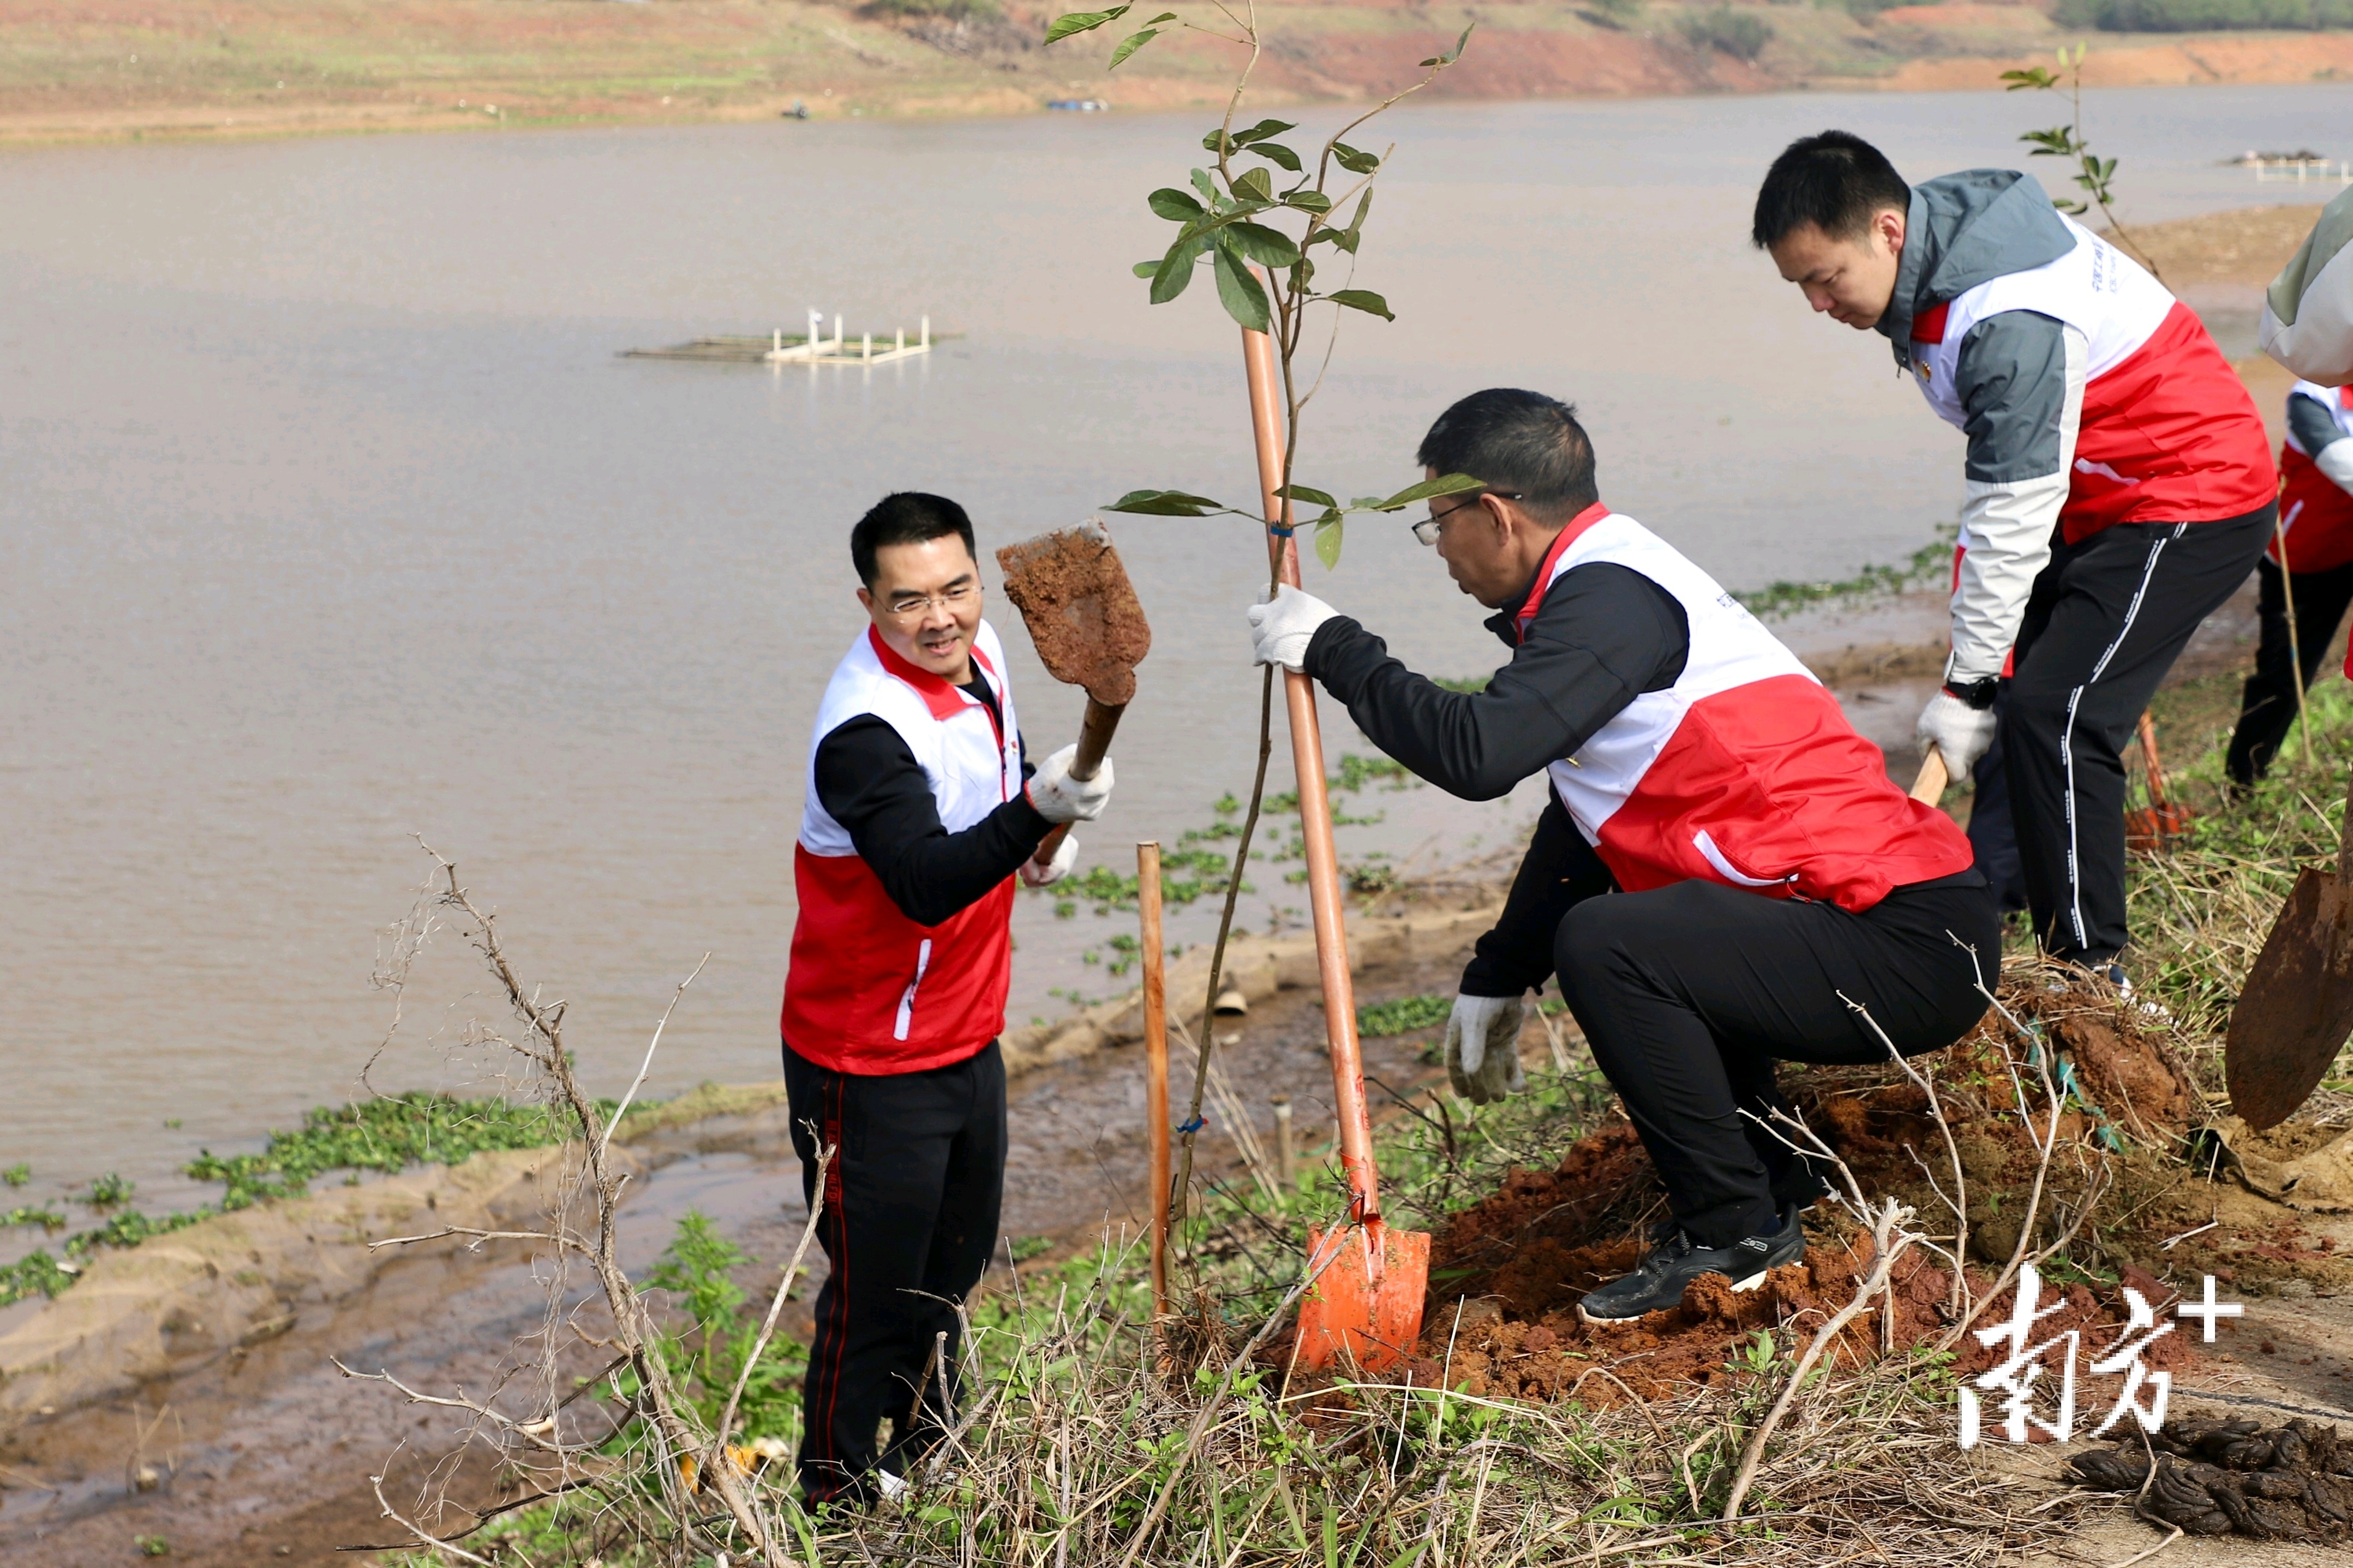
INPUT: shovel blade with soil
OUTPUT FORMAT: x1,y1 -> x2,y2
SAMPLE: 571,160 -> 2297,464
2227,857 -> 2353,1131
2227,765 -> 2353,1130
996,519 -> 1151,863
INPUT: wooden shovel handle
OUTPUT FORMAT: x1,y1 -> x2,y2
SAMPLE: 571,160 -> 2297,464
1032,696 -> 1125,866
1911,743 -> 1949,804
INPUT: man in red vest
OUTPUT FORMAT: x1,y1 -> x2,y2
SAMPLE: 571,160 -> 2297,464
1754,131 -> 2275,987
781,492 -> 1114,1504
2226,381 -> 2353,786
1247,390 -> 1995,1323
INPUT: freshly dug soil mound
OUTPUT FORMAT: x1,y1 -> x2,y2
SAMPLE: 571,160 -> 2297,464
1398,981 -> 2318,1405
2070,1413 -> 2353,1542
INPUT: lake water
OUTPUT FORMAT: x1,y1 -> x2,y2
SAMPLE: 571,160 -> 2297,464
3,82 -> 2345,1215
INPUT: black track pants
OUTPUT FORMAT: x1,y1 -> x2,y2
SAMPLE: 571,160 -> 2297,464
1554,873 -> 1998,1249
2004,508 -> 2273,965
2227,555 -> 2353,787
1965,683 -> 2028,915
782,1038 -> 1006,1506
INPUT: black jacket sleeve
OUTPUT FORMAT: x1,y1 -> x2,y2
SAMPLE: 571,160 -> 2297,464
1301,560 -> 1689,801
1458,793 -> 1615,998
812,717 -> 1053,927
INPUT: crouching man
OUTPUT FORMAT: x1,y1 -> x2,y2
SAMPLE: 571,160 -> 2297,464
1246,391 -> 1996,1323
781,492 -> 1113,1504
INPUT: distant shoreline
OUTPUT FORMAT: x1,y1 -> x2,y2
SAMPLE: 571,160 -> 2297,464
1,0 -> 2348,150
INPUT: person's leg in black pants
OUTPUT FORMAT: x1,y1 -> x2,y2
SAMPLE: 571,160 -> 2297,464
1966,683 -> 2028,915
2228,556 -> 2353,788
1553,874 -> 1999,1251
782,1040 -> 1007,1506
2003,508 -> 2273,967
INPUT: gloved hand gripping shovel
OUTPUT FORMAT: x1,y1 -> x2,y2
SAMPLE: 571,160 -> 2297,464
1239,323 -> 1429,1372
996,520 -> 1153,864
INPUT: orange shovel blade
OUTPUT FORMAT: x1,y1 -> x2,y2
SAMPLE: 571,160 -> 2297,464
1295,1224 -> 1430,1372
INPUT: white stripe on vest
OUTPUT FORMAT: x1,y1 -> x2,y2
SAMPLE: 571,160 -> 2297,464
1907,215 -> 2173,428
1542,513 -> 1818,849
798,618 -> 1022,858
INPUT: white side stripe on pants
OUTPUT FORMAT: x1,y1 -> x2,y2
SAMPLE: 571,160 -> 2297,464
2058,524 -> 2183,952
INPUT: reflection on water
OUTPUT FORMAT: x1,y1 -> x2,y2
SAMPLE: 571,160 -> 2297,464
2,84 -> 2341,1201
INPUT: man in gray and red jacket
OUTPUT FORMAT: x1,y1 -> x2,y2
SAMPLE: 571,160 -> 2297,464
781,491 -> 1114,1506
1756,131 -> 2276,984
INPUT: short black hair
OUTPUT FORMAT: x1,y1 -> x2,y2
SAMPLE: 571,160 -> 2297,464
851,491 -> 977,588
1415,389 -> 1598,524
1751,131 -> 1910,250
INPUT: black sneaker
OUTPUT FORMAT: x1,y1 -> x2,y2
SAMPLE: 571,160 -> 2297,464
1576,1205 -> 1806,1324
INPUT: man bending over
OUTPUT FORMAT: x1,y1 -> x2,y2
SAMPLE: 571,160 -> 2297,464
1246,391 -> 1995,1323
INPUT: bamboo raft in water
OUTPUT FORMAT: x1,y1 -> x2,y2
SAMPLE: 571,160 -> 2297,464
622,312 -> 945,365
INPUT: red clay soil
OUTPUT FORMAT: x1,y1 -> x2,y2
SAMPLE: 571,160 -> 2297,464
1380,984 -> 2256,1409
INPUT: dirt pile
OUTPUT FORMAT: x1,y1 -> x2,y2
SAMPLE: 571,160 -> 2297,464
2070,1413 -> 2353,1542
1397,981 -> 2343,1405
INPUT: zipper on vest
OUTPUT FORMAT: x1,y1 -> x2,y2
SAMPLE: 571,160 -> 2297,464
893,938 -> 933,1042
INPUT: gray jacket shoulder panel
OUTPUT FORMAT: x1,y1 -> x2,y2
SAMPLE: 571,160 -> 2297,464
2289,390 -> 2346,456
1884,169 -> 2076,367
1954,310 -> 2071,484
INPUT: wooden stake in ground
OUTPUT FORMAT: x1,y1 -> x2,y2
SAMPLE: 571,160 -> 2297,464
1136,840 -> 1171,1318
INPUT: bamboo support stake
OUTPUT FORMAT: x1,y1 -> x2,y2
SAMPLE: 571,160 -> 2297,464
1137,842 -> 1171,1318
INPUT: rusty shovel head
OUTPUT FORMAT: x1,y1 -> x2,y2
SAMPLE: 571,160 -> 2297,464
2225,864 -> 2353,1131
1294,1221 -> 1430,1373
995,518 -> 1151,706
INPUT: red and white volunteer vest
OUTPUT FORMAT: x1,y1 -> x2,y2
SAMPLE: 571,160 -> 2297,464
781,620 -> 1024,1074
1908,215 -> 2275,544
2277,381 -> 2353,574
1526,506 -> 1973,913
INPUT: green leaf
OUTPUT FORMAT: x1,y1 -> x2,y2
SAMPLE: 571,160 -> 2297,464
1290,254 -> 1316,290
1283,189 -> 1333,213
1314,516 -> 1344,569
1277,483 -> 1339,509
1107,489 -> 1228,515
1330,141 -> 1380,175
1324,288 -> 1393,321
1206,117 -> 1295,148
1148,187 -> 1205,221
1149,234 -> 1205,304
1420,22 -> 1474,65
1131,259 -> 1161,278
1225,221 -> 1301,268
1190,167 -> 1219,205
1368,473 -> 1482,511
1107,25 -> 1162,69
1043,4 -> 1130,46
1212,244 -> 1272,332
1232,167 -> 1275,203
1249,141 -> 1302,173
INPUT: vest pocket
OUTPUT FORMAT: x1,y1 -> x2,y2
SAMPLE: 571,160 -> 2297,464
893,939 -> 933,1042
1692,830 -> 1794,890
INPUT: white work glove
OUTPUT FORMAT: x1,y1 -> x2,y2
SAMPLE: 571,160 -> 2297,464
1020,832 -> 1079,888
1246,584 -> 1339,672
1025,743 -> 1113,825
1915,690 -> 1999,779
1445,994 -> 1526,1105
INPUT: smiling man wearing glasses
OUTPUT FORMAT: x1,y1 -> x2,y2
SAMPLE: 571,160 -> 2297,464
781,491 -> 1113,1506
1246,388 -> 1994,1323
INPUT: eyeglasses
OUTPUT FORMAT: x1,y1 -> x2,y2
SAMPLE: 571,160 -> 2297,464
1410,492 -> 1519,546
882,582 -> 977,618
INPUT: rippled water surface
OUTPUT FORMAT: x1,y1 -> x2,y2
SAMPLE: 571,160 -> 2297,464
3,83 -> 2344,1204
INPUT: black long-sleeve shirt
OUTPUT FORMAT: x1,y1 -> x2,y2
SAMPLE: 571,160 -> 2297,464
1302,558 -> 1691,997
811,664 -> 1052,928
